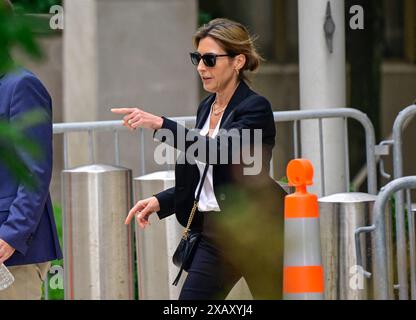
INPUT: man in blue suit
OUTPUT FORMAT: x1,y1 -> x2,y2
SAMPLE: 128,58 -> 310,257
0,0 -> 62,299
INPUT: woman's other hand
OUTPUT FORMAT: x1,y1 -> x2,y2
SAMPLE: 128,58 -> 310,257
111,108 -> 164,130
125,196 -> 160,228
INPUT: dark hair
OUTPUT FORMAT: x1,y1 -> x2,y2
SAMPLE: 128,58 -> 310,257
193,18 -> 264,82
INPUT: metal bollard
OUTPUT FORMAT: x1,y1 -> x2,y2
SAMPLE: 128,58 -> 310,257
62,164 -> 134,300
319,192 -> 394,299
134,170 -> 183,299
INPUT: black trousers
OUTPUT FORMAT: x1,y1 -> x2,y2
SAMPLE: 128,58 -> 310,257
179,212 -> 283,300
178,236 -> 240,300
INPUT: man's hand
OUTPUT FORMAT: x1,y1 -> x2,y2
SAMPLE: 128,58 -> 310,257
0,239 -> 15,264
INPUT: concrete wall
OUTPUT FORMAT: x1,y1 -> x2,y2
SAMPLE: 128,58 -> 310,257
63,0 -> 198,192
380,63 -> 416,183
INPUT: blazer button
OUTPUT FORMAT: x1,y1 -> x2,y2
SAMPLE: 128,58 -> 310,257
219,193 -> 226,201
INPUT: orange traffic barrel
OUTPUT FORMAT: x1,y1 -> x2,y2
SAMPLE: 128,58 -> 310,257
283,159 -> 324,299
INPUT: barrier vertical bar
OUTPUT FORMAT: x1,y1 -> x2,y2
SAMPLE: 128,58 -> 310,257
343,117 -> 350,191
406,189 -> 416,299
392,105 -> 416,299
318,119 -> 326,196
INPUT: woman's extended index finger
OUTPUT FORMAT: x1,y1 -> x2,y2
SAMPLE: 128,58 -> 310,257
111,108 -> 135,114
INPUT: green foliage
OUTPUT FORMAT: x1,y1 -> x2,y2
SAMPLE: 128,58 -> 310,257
0,0 -> 60,74
278,176 -> 288,184
198,10 -> 212,27
0,8 -> 37,73
11,0 -> 62,14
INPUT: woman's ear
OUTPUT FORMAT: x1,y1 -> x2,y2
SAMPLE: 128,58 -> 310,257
234,54 -> 246,71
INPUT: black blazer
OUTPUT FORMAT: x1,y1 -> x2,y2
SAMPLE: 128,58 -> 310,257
154,80 -> 282,230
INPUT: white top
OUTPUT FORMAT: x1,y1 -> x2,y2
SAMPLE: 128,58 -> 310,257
194,101 -> 223,212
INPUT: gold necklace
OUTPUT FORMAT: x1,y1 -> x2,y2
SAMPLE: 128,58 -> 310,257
212,101 -> 226,116
212,81 -> 240,116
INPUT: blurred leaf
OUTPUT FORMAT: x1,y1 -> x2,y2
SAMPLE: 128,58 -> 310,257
0,0 -> 61,74
12,0 -> 62,14
0,145 -> 35,188
278,176 -> 288,183
198,11 -> 212,27
0,110 -> 47,188
13,107 -> 49,132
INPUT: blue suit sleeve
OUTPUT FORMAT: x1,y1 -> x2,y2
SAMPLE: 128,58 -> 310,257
0,75 -> 53,255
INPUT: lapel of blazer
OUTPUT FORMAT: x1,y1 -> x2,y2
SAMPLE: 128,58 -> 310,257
195,80 -> 252,129
195,94 -> 215,129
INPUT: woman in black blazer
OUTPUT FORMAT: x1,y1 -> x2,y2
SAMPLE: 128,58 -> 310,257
112,18 -> 285,299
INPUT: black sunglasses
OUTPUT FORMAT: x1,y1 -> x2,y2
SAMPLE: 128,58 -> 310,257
189,52 -> 236,67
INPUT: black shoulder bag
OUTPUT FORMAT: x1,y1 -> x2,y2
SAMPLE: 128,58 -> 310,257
172,163 -> 209,286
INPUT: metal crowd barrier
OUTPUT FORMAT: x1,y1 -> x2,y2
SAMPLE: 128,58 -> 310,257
53,108 -> 377,194
357,176 -> 416,300
363,104 -> 416,300
53,120 -> 146,173
321,192 -> 394,299
354,105 -> 416,300
272,108 -> 377,195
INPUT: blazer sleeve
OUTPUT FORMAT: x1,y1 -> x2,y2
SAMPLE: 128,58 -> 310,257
154,186 -> 175,220
0,75 -> 53,255
153,95 -> 274,165
150,97 -> 213,221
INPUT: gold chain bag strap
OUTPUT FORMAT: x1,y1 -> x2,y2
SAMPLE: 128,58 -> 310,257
172,163 -> 209,286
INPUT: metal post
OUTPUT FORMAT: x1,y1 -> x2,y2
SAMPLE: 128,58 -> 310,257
320,192 -> 394,299
406,190 -> 416,299
133,170 -> 181,299
62,164 -> 134,300
298,0 -> 347,197
343,118 -> 350,191
293,120 -> 299,158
